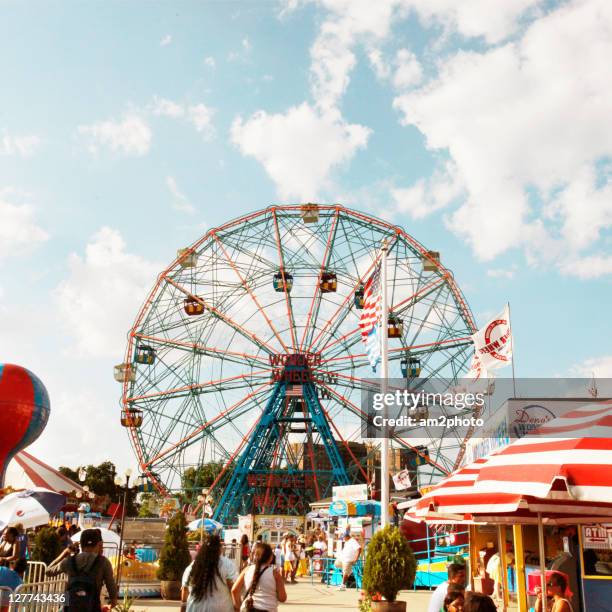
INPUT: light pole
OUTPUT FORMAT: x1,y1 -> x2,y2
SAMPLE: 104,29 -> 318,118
113,469 -> 132,584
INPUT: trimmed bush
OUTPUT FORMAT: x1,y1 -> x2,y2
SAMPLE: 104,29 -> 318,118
157,512 -> 191,581
31,527 -> 63,565
362,526 -> 416,603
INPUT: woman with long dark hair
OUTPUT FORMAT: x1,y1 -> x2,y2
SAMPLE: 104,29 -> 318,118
231,543 -> 287,612
181,534 -> 237,612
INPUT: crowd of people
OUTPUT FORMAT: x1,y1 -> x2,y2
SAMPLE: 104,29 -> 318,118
0,523 -> 117,612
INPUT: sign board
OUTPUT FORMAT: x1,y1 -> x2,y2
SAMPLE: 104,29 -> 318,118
582,525 -> 612,550
332,484 -> 368,502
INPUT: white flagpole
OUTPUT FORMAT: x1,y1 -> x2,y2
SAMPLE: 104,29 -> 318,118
507,301 -> 517,398
380,241 -> 390,528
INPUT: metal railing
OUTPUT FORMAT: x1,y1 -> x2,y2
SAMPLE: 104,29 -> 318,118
12,573 -> 67,612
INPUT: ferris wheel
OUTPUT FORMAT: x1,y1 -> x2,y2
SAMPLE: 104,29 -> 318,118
116,205 -> 476,523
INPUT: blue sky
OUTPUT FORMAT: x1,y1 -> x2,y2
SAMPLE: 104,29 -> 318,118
1,0 -> 611,474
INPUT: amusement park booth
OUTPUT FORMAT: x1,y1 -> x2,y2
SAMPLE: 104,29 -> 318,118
239,514 -> 305,545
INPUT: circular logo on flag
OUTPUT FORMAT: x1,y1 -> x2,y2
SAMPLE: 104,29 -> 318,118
483,318 -> 510,362
16,510 -> 24,517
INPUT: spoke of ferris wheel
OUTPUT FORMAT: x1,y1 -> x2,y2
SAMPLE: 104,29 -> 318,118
142,382 -> 272,469
318,326 -> 474,370
164,276 -> 278,356
299,208 -> 339,351
212,231 -> 290,353
272,208 -> 298,350
132,334 -> 270,369
126,368 -> 271,403
305,235 -> 400,355
207,410 -> 265,499
316,379 -> 451,477
313,271 -> 447,358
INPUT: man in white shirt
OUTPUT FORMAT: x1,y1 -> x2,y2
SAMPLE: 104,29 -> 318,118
337,534 -> 361,591
428,563 -> 467,612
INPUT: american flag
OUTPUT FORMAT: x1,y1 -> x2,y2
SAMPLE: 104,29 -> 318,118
359,263 -> 382,371
286,384 -> 303,397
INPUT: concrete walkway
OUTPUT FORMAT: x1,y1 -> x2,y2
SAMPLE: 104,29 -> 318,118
132,577 -> 432,611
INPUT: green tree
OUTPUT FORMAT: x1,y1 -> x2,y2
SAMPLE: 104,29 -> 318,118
138,493 -> 163,518
58,461 -> 138,515
157,512 -> 191,581
31,527 -> 63,565
180,462 -> 227,505
362,526 -> 417,603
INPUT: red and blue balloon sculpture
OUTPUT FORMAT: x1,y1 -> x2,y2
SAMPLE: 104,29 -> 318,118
0,364 -> 50,488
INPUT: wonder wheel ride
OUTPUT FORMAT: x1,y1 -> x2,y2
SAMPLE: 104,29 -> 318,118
116,205 -> 476,524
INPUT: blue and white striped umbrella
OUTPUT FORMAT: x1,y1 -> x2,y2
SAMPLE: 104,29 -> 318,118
187,517 -> 223,533
0,487 -> 66,529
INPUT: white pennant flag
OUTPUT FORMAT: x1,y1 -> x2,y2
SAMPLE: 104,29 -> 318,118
392,469 -> 412,491
471,305 -> 513,371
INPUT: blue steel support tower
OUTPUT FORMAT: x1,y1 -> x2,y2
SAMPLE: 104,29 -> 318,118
213,354 -> 350,525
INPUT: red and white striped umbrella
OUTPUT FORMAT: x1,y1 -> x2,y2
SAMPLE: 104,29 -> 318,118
473,401 -> 612,505
401,402 -> 612,524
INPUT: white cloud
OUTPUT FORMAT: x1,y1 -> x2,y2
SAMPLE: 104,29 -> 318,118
369,47 -> 422,90
78,115 -> 152,156
308,1 -> 397,112
160,34 -> 172,47
559,255 -> 612,279
228,37 -> 253,62
487,267 -> 516,279
187,104 -> 213,134
231,103 -> 370,199
393,0 -> 612,266
392,48 -> 422,89
405,0 -> 544,44
0,191 -> 49,262
166,176 -> 196,214
150,97 -> 214,136
391,162 -> 463,219
54,227 -> 160,357
368,49 -> 390,80
152,96 -> 184,118
204,56 -> 216,69
571,355 -> 612,378
0,133 -> 42,157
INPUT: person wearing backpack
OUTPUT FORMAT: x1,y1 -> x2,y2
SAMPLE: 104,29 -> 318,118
231,543 -> 286,612
47,528 -> 117,612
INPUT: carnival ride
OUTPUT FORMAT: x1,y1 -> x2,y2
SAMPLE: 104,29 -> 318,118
116,205 -> 477,524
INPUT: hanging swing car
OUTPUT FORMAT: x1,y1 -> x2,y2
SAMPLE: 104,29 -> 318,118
121,407 -> 143,428
354,285 -> 365,309
135,345 -> 156,365
184,296 -> 205,316
387,314 -> 403,338
319,271 -> 337,293
273,269 -> 294,293
401,356 -> 421,378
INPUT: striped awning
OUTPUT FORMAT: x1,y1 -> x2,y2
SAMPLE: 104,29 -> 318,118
473,401 -> 612,503
401,401 -> 612,524
4,451 -> 86,495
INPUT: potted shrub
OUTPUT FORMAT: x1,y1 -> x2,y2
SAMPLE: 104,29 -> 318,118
157,511 -> 191,600
362,526 -> 416,612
